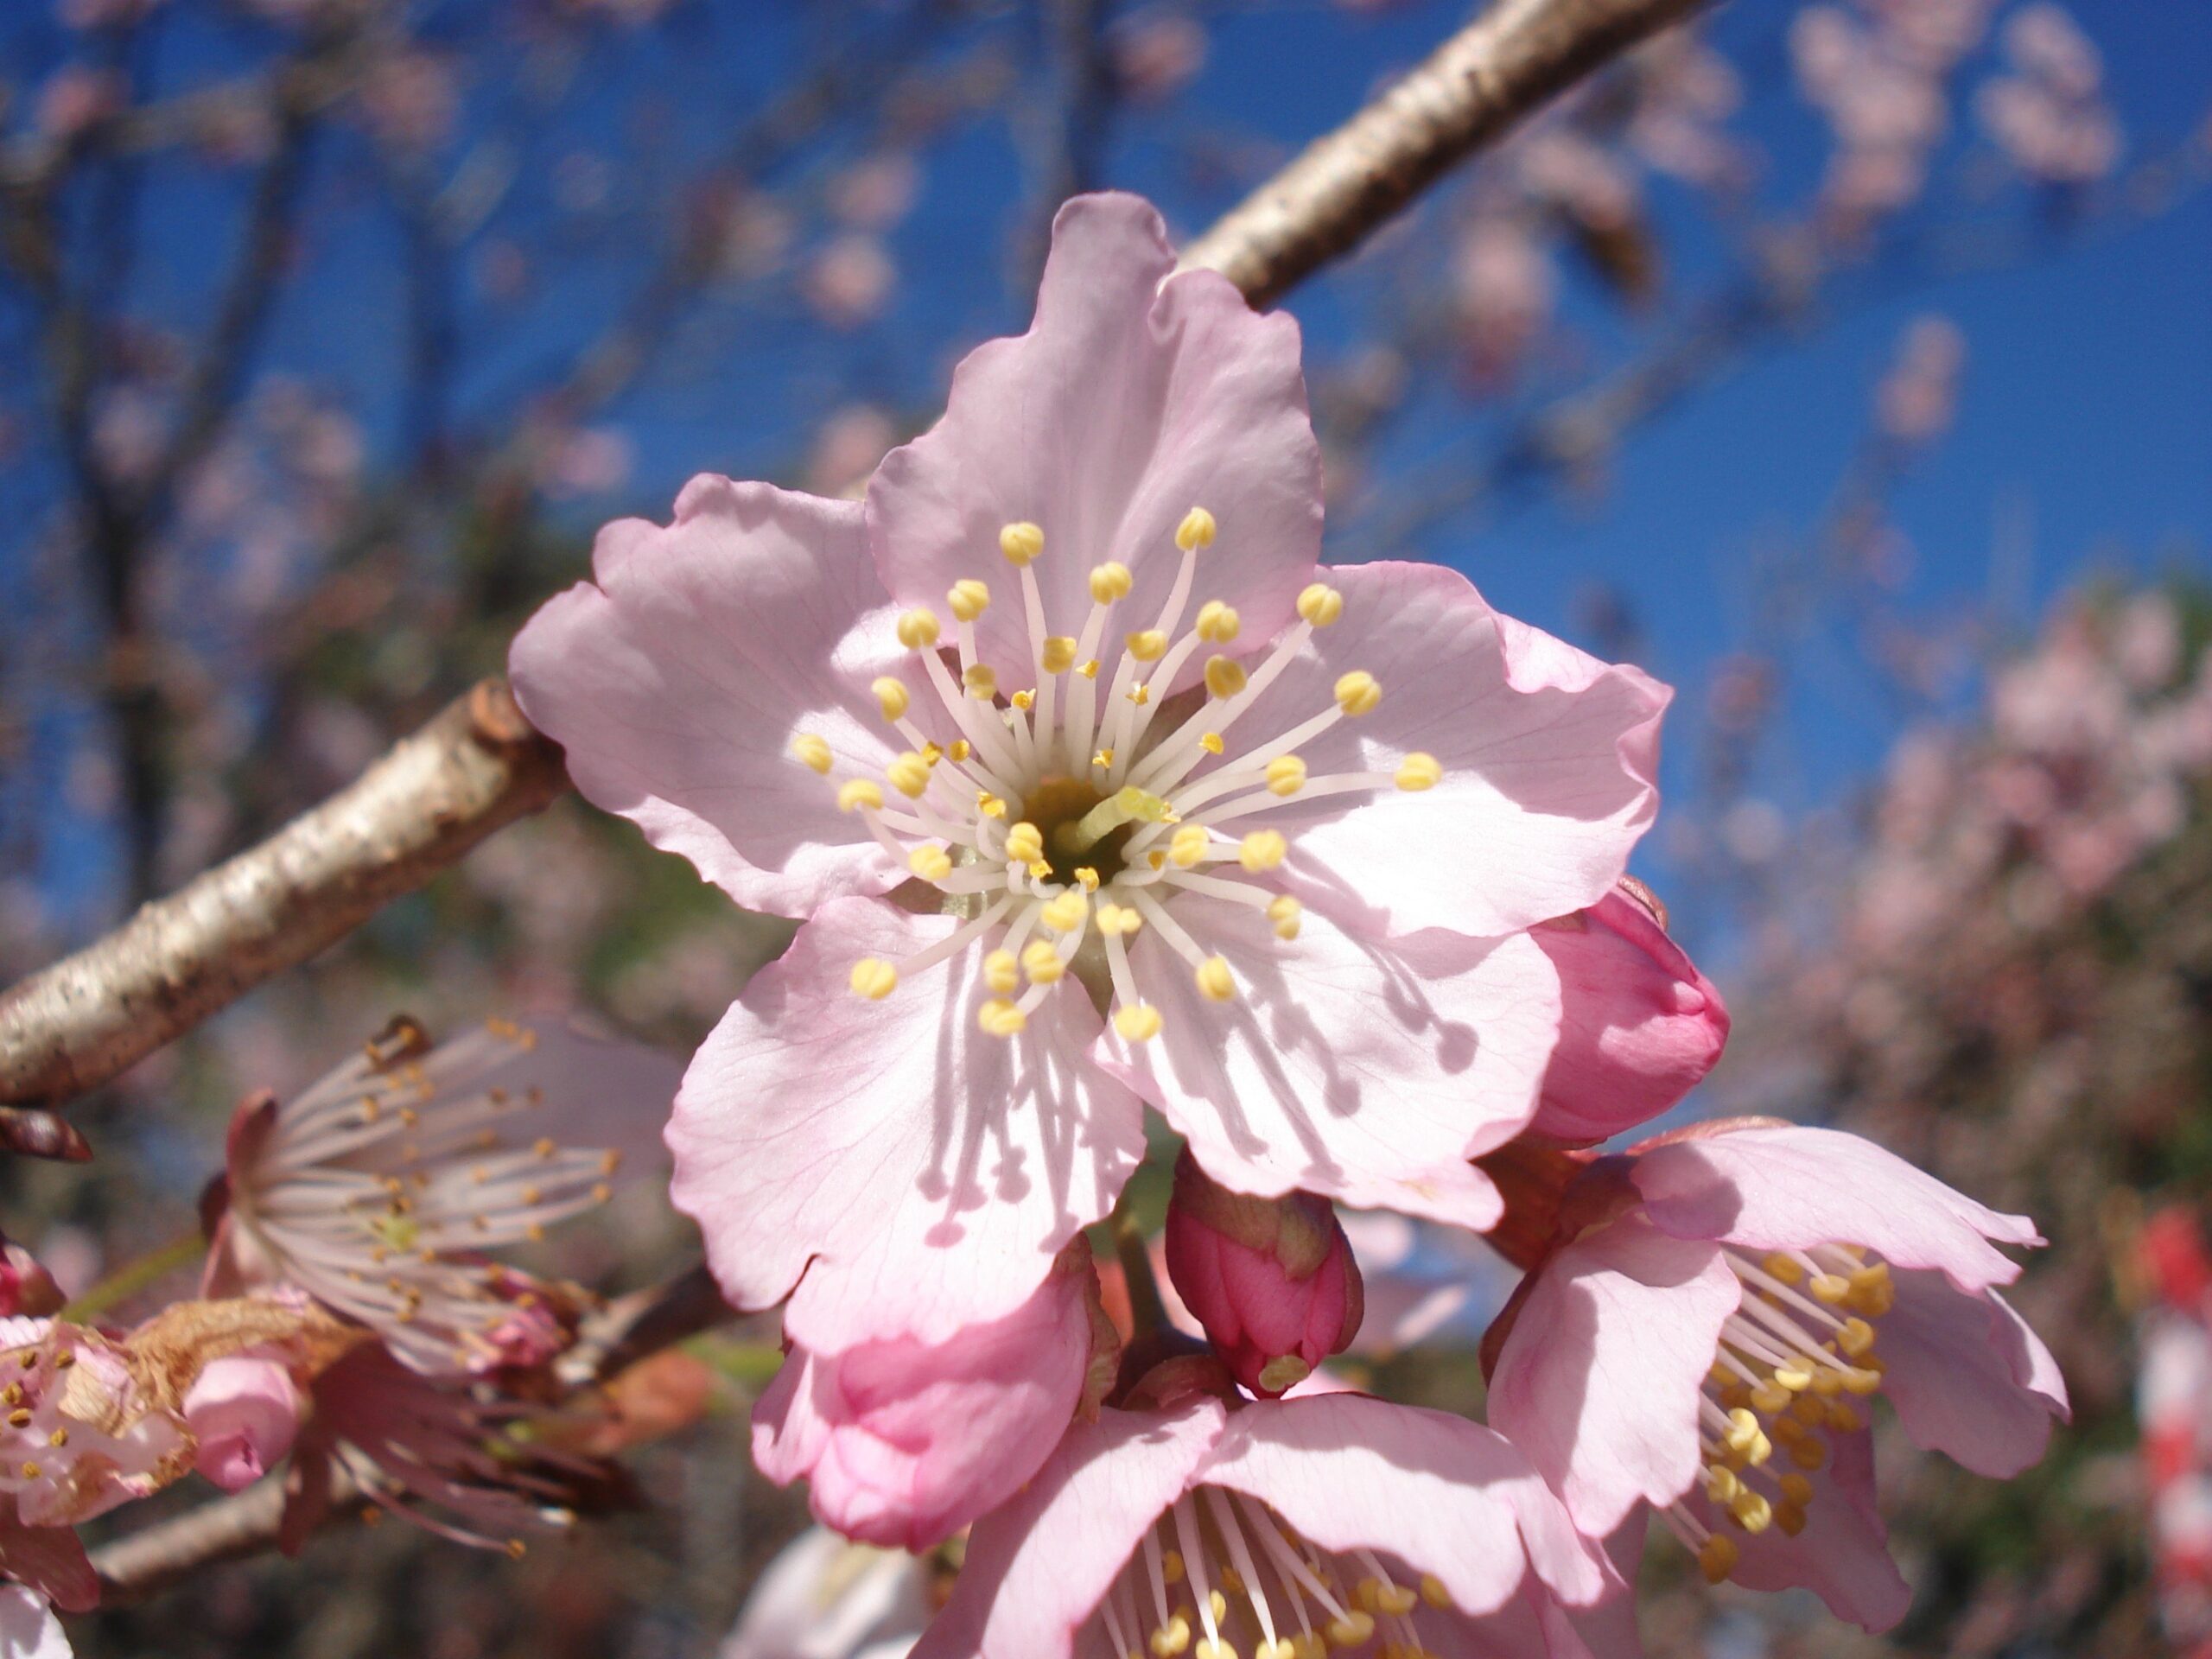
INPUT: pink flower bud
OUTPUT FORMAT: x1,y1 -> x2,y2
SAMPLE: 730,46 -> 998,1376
184,1353 -> 302,1492
1163,1151 -> 1363,1397
1527,878 -> 1731,1144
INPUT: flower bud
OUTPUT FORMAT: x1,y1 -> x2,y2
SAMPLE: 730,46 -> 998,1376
1162,1150 -> 1363,1396
184,1352 -> 302,1493
1527,878 -> 1731,1144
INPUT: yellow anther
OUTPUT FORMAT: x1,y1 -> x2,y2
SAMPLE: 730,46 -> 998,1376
1395,752 -> 1442,791
1149,1613 -> 1192,1657
977,791 -> 1007,818
1029,860 -> 1054,880
1333,671 -> 1382,715
871,677 -> 910,721
1729,1491 -> 1774,1535
1749,1381 -> 1792,1414
849,959 -> 898,1000
791,733 -> 834,774
836,779 -> 884,813
1041,635 -> 1078,673
1352,1579 -> 1382,1613
1264,754 -> 1307,797
1724,1408 -> 1771,1465
1775,1503 -> 1808,1537
1697,1532 -> 1739,1585
1170,825 -> 1211,868
887,752 -> 932,798
1075,867 -> 1102,891
1080,659 -> 1102,679
948,578 -> 991,621
1199,731 -> 1224,754
1194,1640 -> 1236,1659
983,950 -> 1020,995
1837,1317 -> 1877,1358
896,607 -> 941,650
1195,957 -> 1236,1001
1160,1550 -> 1185,1586
1093,749 -> 1116,769
1266,894 -> 1302,939
1770,1414 -> 1806,1447
999,521 -> 1045,566
1240,830 -> 1287,872
949,740 -> 972,762
1022,940 -> 1066,983
1789,1435 -> 1829,1471
1013,688 -> 1035,711
1705,1465 -> 1744,1503
1374,1582 -> 1419,1617
1324,1611 -> 1374,1648
1764,1252 -> 1805,1286
1809,1273 -> 1852,1305
963,663 -> 998,700
1257,1641 -> 1297,1659
1205,656 -> 1248,699
1296,583 -> 1344,626
1826,1402 -> 1861,1433
1206,1591 -> 1228,1623
1176,506 -> 1217,551
1094,902 -> 1141,938
1004,822 -> 1045,865
1128,683 -> 1151,706
1195,600 -> 1240,643
1419,1574 -> 1451,1610
1042,892 -> 1089,933
1148,850 -> 1166,869
908,845 -> 952,880
1114,1004 -> 1163,1043
976,998 -> 1027,1038
1127,629 -> 1168,661
1808,1364 -> 1846,1398
1840,1366 -> 1883,1395
1771,1357 -> 1815,1392
1090,563 -> 1134,603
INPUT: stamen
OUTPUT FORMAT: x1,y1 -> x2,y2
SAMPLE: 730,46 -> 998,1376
1332,671 -> 1382,715
836,779 -> 883,813
1000,522 -> 1044,566
871,677 -> 910,721
1394,753 -> 1441,791
849,960 -> 898,1000
1263,755 -> 1306,797
791,733 -> 833,773
895,608 -> 940,650
1239,830 -> 1287,872
1205,656 -> 1248,699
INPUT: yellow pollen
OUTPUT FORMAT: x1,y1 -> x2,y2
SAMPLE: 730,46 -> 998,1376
1042,893 -> 1089,932
1170,825 -> 1211,868
1826,1402 -> 1861,1433
977,998 -> 1027,1038
1264,755 -> 1306,796
978,791 -> 1008,818
1042,635 -> 1078,673
1240,830 -> 1287,872
1013,689 -> 1035,711
983,950 -> 1020,995
950,741 -> 972,761
791,733 -> 834,774
1789,1437 -> 1828,1471
1150,1613 -> 1192,1657
963,663 -> 998,700
1161,1550 -> 1185,1585
1333,671 -> 1381,715
1000,521 -> 1045,566
1127,629 -> 1168,661
1075,867 -> 1102,891
1194,1640 -> 1236,1659
1296,583 -> 1344,626
1176,506 -> 1217,551
1698,1532 -> 1739,1584
1266,894 -> 1302,939
871,677 -> 910,721
1114,1004 -> 1163,1043
1730,1491 -> 1774,1534
1199,731 -> 1224,754
1840,1366 -> 1883,1395
948,578 -> 991,621
896,607 -> 941,650
1029,860 -> 1054,880
1195,600 -> 1239,643
1771,1357 -> 1815,1392
1395,752 -> 1442,791
1204,656 -> 1248,699
1004,822 -> 1046,865
18,1463 -> 38,1481
1195,956 -> 1236,1001
836,779 -> 884,813
1148,850 -> 1166,869
1094,902 -> 1141,938
1723,1408 -> 1770,1464
1776,1503 -> 1809,1537
1749,1381 -> 1792,1414
1128,683 -> 1151,706
1093,749 -> 1116,769
1809,1273 -> 1851,1304
3,1410 -> 24,1428
1324,1611 -> 1374,1648
849,959 -> 899,1001
1090,563 -> 1134,603
45,1428 -> 66,1449
887,753 -> 932,798
1021,940 -> 1065,983
1837,1317 -> 1878,1357
909,845 -> 952,880
1778,1473 -> 1815,1507
1764,1252 -> 1805,1286
1080,659 -> 1102,679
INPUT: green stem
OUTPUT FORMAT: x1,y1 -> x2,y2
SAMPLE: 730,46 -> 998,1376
59,1230 -> 203,1323
1111,1210 -> 1168,1338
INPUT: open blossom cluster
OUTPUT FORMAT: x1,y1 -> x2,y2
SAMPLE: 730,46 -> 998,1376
504,193 -> 2069,1657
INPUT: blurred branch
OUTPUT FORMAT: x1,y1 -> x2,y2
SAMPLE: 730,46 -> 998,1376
88,1259 -> 735,1606
1178,0 -> 1707,305
0,0 -> 1697,1111
0,682 -> 565,1109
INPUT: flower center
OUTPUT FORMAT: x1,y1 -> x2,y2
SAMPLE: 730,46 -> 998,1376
1663,1243 -> 1895,1585
1090,1486 -> 1455,1659
795,509 -> 1443,1046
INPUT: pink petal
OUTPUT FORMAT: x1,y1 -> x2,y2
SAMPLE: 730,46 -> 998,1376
0,1514 -> 96,1615
1872,1269 -> 2069,1477
753,1255 -> 1098,1550
0,1585 -> 69,1658
1197,1393 -> 1611,1614
510,475 -> 914,919
912,1402 -> 1227,1659
1487,1218 -> 1739,1537
1721,1429 -> 1912,1632
668,897 -> 1146,1353
867,194 -> 1320,688
1244,562 -> 1668,941
1631,1125 -> 2042,1294
1099,899 -> 1563,1230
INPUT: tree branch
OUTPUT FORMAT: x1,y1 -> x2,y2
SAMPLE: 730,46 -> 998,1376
0,0 -> 1704,1111
1178,0 -> 1707,305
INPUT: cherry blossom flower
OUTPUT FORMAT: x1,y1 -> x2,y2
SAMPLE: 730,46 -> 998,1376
183,1351 -> 302,1492
511,192 -> 1666,1357
753,1243 -> 1117,1551
1485,1122 -> 2068,1630
203,1015 -> 681,1375
912,1390 -> 1621,1659
0,1318 -> 190,1529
